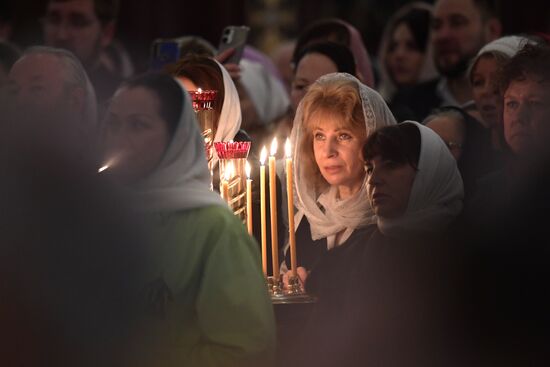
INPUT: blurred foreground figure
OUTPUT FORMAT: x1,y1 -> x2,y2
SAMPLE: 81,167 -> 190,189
0,93 -> 147,367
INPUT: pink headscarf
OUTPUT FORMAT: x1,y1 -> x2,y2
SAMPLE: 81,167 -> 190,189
335,19 -> 375,87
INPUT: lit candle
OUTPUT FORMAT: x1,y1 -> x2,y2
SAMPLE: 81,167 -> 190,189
285,138 -> 297,277
269,138 -> 280,280
221,161 -> 232,203
245,161 -> 253,236
260,147 -> 268,276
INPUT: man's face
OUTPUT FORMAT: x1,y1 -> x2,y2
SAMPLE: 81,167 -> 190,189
8,53 -> 82,117
432,0 -> 490,78
503,77 -> 550,156
43,0 -> 111,68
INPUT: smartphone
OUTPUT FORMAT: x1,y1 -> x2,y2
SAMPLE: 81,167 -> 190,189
217,25 -> 250,64
150,38 -> 181,71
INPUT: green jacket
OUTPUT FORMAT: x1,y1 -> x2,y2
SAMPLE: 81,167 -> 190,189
137,205 -> 275,367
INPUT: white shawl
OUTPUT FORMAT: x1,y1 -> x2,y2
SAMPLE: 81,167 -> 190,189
129,77 -> 226,212
212,59 -> 242,168
378,121 -> 464,238
290,73 -> 397,247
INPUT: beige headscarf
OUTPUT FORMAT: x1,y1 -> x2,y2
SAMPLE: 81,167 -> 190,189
290,73 -> 397,248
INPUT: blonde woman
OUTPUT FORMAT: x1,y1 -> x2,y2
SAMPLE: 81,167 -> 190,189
283,73 -> 396,281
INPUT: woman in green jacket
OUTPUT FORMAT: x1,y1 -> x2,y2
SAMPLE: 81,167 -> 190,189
101,73 -> 275,367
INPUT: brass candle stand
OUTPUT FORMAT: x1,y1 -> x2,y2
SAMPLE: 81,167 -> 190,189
189,89 -> 218,188
215,142 -> 251,224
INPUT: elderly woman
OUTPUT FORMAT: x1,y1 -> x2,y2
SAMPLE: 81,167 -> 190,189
298,121 -> 464,367
468,35 -> 537,149
466,43 -> 550,232
283,72 -> 396,278
101,73 -> 275,367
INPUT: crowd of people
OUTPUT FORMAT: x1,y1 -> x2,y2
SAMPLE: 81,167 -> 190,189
1,0 -> 549,366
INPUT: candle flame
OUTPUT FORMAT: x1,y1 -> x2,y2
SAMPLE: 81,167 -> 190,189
197,87 -> 202,93
245,161 -> 251,179
285,138 -> 292,158
270,137 -> 278,156
98,165 -> 109,173
224,161 -> 234,181
260,146 -> 267,165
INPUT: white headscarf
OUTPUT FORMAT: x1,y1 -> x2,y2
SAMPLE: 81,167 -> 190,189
377,2 -> 438,101
130,77 -> 226,212
212,59 -> 242,167
467,35 -> 536,81
240,58 -> 290,125
377,121 -> 464,238
291,73 -> 397,245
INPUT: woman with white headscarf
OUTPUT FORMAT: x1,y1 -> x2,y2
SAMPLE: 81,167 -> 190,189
101,73 -> 275,367
298,121 -> 464,367
170,55 -> 242,168
283,72 -> 396,279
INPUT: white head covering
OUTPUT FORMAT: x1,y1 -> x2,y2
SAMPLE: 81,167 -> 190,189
377,2 -> 438,101
129,76 -> 226,212
467,35 -> 536,81
212,59 -> 242,167
22,46 -> 98,133
377,121 -> 464,238
291,73 -> 397,242
240,58 -> 290,125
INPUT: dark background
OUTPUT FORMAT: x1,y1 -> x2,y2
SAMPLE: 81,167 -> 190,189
4,0 -> 550,72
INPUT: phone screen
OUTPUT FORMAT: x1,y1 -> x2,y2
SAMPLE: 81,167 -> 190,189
151,41 -> 180,71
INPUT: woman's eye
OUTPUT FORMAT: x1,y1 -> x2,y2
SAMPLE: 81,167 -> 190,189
314,132 -> 325,141
472,78 -> 484,88
506,101 -> 519,110
338,133 -> 352,141
131,119 -> 149,130
30,85 -> 45,94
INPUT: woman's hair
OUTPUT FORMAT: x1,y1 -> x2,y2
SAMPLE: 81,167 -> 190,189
0,41 -> 20,74
424,106 -> 467,127
121,73 -> 184,137
469,51 -> 509,84
299,77 -> 366,190
389,7 -> 432,53
293,41 -> 356,76
363,123 -> 421,170
292,19 -> 350,68
169,55 -> 225,130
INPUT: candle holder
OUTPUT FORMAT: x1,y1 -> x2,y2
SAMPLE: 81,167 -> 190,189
215,142 -> 251,223
189,89 -> 218,177
267,275 -> 283,296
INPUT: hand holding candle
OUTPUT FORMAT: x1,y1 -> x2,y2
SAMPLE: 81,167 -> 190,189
285,138 -> 297,277
245,161 -> 253,236
269,138 -> 280,280
260,147 -> 268,276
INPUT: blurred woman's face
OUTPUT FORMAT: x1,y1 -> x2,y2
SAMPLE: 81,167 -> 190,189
471,55 -> 501,128
310,111 -> 366,199
291,53 -> 338,112
102,86 -> 171,184
366,156 -> 417,218
425,115 -> 465,161
385,22 -> 424,87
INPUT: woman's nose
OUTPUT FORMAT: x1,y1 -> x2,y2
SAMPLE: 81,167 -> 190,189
324,138 -> 338,157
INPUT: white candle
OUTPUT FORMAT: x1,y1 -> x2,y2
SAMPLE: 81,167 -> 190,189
245,161 -> 253,236
260,147 -> 268,276
285,138 -> 297,276
269,138 -> 279,280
